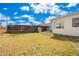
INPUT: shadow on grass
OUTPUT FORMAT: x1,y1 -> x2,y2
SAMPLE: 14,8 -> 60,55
6,32 -> 35,34
50,34 -> 79,43
5,32 -> 40,37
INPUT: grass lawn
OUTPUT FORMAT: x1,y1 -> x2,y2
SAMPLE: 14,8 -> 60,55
0,32 -> 79,56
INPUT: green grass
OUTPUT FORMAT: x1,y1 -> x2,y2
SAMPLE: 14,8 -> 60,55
0,32 -> 78,56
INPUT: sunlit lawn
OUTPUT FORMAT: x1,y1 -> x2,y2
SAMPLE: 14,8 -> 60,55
0,32 -> 78,56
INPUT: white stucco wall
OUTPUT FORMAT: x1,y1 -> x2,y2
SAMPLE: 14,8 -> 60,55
51,13 -> 79,36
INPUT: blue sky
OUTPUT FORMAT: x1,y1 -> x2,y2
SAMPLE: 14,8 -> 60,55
0,3 -> 79,26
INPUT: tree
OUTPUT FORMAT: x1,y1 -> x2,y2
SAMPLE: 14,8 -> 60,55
0,22 -> 3,35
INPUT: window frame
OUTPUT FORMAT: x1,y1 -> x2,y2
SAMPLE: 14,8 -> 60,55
55,22 -> 64,29
72,17 -> 79,27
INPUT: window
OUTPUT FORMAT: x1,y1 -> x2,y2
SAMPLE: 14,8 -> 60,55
72,17 -> 79,27
52,23 -> 55,28
55,22 -> 64,28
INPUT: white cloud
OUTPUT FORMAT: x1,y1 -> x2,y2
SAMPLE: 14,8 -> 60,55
18,20 -> 26,23
6,17 -> 11,22
27,15 -> 41,25
21,14 -> 38,25
66,3 -> 77,7
30,3 -> 61,14
0,13 -> 11,23
0,13 -> 3,16
48,4 -> 67,15
3,8 -> 8,10
20,6 -> 29,11
14,12 -> 18,15
8,21 -> 15,24
59,11 -> 68,15
30,3 -> 48,13
45,11 -> 68,24
30,3 -> 69,16
6,17 -> 10,20
28,19 -> 41,25
32,4 -> 44,13
14,14 -> 32,20
18,22 -> 31,25
33,21 -> 41,25
45,16 -> 56,24
0,13 -> 4,20
21,14 -> 35,22
49,6 -> 61,14
21,14 -> 31,18
47,4 -> 68,16
28,17 -> 35,22
0,13 -> 7,20
29,19 -> 35,22
23,23 -> 31,25
14,16 -> 20,19
28,17 -> 34,20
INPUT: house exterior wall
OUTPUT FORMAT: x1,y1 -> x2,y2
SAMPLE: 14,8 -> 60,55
51,13 -> 79,36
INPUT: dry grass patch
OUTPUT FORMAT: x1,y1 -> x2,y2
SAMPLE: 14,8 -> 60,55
0,32 -> 78,56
